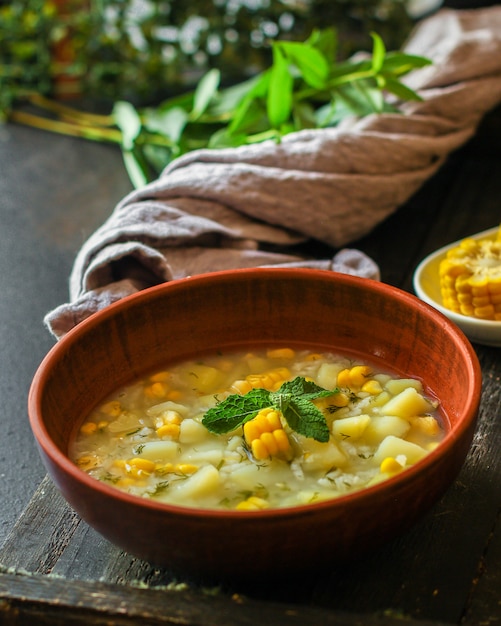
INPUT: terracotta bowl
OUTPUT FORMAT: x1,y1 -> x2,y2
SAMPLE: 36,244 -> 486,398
29,268 -> 481,581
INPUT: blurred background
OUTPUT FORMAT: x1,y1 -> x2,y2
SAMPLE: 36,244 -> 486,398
0,0 -> 453,111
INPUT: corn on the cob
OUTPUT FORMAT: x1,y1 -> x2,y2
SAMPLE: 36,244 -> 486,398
243,407 -> 292,460
439,227 -> 501,320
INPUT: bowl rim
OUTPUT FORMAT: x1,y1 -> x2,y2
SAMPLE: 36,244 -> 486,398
29,267 -> 482,520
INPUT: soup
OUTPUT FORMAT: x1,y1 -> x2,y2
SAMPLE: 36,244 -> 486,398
71,347 -> 444,510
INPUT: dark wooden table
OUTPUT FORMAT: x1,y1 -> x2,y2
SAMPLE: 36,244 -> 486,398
1,96 -> 500,624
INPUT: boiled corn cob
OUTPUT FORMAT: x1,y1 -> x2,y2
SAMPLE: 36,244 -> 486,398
243,407 -> 292,460
439,227 -> 501,320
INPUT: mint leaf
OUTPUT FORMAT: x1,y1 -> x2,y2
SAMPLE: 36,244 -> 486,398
271,376 -> 335,403
202,387 -> 271,434
282,398 -> 330,443
202,375 -> 337,442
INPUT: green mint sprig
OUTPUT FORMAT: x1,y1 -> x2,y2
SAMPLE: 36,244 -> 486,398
202,376 -> 336,442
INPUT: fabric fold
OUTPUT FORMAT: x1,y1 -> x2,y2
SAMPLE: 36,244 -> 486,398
45,6 -> 501,338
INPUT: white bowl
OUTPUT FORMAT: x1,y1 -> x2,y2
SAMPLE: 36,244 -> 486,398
413,226 -> 501,347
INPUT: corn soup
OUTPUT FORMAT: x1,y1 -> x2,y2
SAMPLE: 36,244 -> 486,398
71,348 -> 444,510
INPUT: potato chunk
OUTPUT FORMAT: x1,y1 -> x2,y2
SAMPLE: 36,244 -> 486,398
373,435 -> 428,466
381,387 -> 434,418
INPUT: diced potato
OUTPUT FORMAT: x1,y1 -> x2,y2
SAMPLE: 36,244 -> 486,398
171,464 -> 221,499
381,387 -> 434,418
147,400 -> 190,417
363,415 -> 410,445
373,435 -> 428,466
183,445 -> 224,466
179,418 -> 208,444
385,378 -> 423,395
107,411 -> 141,433
317,362 -> 344,390
332,414 -> 371,439
134,440 -> 179,462
369,391 -> 391,408
228,460 -> 290,491
301,440 -> 348,472
181,364 -> 226,394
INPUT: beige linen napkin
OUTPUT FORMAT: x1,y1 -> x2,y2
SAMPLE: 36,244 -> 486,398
45,6 -> 501,338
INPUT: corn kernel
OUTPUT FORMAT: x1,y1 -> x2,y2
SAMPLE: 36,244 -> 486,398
380,457 -> 404,474
80,422 -> 97,435
127,458 -> 156,473
144,382 -> 169,399
155,462 -> 175,475
361,380 -> 383,395
235,496 -> 269,511
273,428 -> 291,454
336,368 -> 351,388
251,439 -> 269,460
176,464 -> 198,475
266,348 -> 295,359
156,423 -> 181,439
349,365 -> 373,387
231,379 -> 254,395
260,432 -> 279,456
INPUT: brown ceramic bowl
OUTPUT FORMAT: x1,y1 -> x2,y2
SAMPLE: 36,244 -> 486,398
29,268 -> 481,581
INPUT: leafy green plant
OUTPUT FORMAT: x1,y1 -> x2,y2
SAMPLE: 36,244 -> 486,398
8,27 -> 430,188
1,0 -> 417,109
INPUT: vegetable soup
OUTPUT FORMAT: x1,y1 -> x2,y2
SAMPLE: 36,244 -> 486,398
71,347 -> 444,510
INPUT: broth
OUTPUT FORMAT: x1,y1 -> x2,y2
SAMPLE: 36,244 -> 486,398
70,347 -> 444,510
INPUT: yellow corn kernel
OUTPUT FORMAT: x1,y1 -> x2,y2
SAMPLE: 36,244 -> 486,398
116,477 -> 137,488
251,438 -> 269,460
80,421 -> 97,435
155,462 -> 175,475
336,365 -> 373,389
231,379 -> 254,395
100,400 -> 122,417
175,463 -> 198,475
156,423 -> 181,439
380,457 -> 404,474
260,432 -> 279,456
164,410 -> 182,425
273,428 -> 291,454
409,415 -> 441,436
246,368 -> 290,391
330,392 -> 350,407
235,496 -> 269,511
266,347 -> 295,359
361,379 -> 383,395
144,382 -> 169,399
349,365 -> 373,387
305,353 -> 323,361
439,226 -> 501,320
127,458 -> 156,473
336,368 -> 352,388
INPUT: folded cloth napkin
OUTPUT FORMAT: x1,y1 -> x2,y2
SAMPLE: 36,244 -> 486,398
45,6 -> 501,339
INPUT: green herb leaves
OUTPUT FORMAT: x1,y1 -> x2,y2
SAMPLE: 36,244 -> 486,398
5,25 -> 432,188
202,376 -> 335,442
